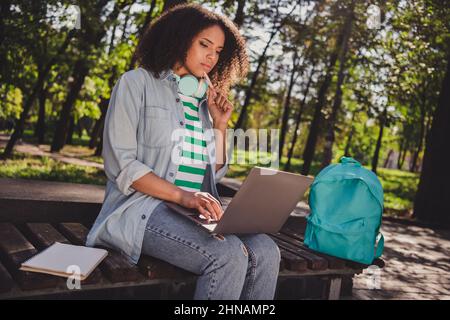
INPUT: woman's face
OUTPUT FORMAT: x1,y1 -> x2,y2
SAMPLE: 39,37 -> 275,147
174,24 -> 225,78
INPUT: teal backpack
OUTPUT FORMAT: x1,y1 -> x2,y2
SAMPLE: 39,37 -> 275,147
304,157 -> 384,265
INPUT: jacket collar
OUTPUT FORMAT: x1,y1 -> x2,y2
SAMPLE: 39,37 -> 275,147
159,68 -> 175,83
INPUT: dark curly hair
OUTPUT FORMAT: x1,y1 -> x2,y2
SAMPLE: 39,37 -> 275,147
134,3 -> 249,95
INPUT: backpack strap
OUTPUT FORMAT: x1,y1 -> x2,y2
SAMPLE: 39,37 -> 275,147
375,233 -> 384,258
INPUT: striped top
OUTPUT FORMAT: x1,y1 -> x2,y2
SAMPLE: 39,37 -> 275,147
173,93 -> 209,192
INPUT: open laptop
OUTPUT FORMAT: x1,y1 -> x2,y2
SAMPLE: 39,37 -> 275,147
165,166 -> 313,234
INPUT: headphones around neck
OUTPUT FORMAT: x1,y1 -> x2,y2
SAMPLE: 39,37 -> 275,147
174,73 -> 208,99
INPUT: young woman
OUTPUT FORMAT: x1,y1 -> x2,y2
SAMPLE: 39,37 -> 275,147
86,4 -> 281,300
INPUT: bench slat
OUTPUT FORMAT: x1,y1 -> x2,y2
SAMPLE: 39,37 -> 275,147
273,232 -> 346,269
0,223 -> 60,290
24,223 -> 70,248
24,223 -> 103,285
270,235 -> 328,270
279,249 -> 307,272
0,260 -> 14,293
58,223 -> 143,283
280,227 -> 304,242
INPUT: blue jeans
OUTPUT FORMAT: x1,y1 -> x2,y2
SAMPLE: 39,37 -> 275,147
141,202 -> 281,300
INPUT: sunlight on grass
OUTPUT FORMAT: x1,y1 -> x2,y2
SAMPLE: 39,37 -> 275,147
0,148 -> 106,185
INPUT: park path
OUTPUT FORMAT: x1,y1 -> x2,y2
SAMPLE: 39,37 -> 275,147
0,134 -> 103,169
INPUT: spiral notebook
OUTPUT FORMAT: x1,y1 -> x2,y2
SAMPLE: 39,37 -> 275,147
20,242 -> 108,280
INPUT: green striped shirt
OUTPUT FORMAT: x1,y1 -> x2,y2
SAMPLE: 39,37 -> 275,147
174,93 -> 208,192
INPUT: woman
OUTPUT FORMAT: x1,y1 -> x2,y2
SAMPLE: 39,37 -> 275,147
86,3 -> 280,300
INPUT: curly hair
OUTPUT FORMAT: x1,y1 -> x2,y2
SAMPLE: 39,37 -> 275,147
134,3 -> 249,95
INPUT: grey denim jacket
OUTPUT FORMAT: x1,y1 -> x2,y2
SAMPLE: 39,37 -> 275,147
86,67 -> 229,264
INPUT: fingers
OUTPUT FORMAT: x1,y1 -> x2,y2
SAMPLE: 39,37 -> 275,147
196,194 -> 221,221
196,197 -> 214,221
204,201 -> 217,220
197,205 -> 213,221
204,194 -> 223,220
207,87 -> 217,101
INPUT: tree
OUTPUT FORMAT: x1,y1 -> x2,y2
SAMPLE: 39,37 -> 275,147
301,1 -> 355,175
414,54 -> 450,225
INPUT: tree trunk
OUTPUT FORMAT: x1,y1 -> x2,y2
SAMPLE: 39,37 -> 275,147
235,2 -> 299,130
0,1 -> 12,75
414,55 -> 450,225
35,85 -> 47,144
51,60 -> 90,152
3,30 -> 75,157
234,33 -> 276,130
410,86 -> 427,172
344,112 -> 356,157
371,108 -> 387,174
233,0 -> 246,27
285,66 -> 315,171
383,149 -> 393,168
66,116 -> 75,145
95,122 -> 105,157
89,98 -> 109,149
302,1 -> 354,175
279,51 -> 299,161
49,2 -> 126,152
397,135 -> 407,170
321,20 -> 353,168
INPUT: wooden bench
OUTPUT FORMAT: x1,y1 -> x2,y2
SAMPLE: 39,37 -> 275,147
0,178 -> 384,300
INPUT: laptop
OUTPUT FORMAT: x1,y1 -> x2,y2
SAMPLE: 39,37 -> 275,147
165,166 -> 313,234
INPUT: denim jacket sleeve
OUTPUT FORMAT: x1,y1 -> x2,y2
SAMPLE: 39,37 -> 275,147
214,146 -> 230,183
103,71 -> 153,196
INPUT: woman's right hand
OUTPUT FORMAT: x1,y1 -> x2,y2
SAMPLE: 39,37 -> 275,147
178,191 -> 223,221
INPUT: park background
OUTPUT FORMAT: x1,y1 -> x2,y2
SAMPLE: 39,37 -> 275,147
0,1 -> 449,226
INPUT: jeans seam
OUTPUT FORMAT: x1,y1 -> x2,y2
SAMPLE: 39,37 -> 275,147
242,245 -> 257,300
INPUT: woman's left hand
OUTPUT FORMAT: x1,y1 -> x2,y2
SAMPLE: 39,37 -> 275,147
207,87 -> 233,128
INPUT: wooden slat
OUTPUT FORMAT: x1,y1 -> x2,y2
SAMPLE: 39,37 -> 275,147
270,235 -> 328,270
279,249 -> 307,272
58,223 -> 143,283
273,232 -> 346,269
0,260 -> 14,293
280,227 -> 304,242
0,223 -> 60,290
23,223 -> 102,285
24,223 -> 70,248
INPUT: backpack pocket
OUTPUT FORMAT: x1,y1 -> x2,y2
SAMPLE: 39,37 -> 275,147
305,216 -> 375,264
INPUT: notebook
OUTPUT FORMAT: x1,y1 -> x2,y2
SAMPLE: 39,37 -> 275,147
20,242 -> 108,281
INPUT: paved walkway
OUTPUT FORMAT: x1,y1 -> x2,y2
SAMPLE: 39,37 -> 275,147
351,219 -> 450,299
0,134 -> 103,169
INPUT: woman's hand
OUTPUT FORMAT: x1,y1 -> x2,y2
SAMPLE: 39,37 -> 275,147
179,191 -> 224,221
206,87 -> 233,128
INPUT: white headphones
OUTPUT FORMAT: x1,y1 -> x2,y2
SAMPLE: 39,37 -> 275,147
174,74 -> 208,99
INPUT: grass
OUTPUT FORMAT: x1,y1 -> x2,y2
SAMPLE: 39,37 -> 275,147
377,168 -> 419,215
0,148 -> 106,185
